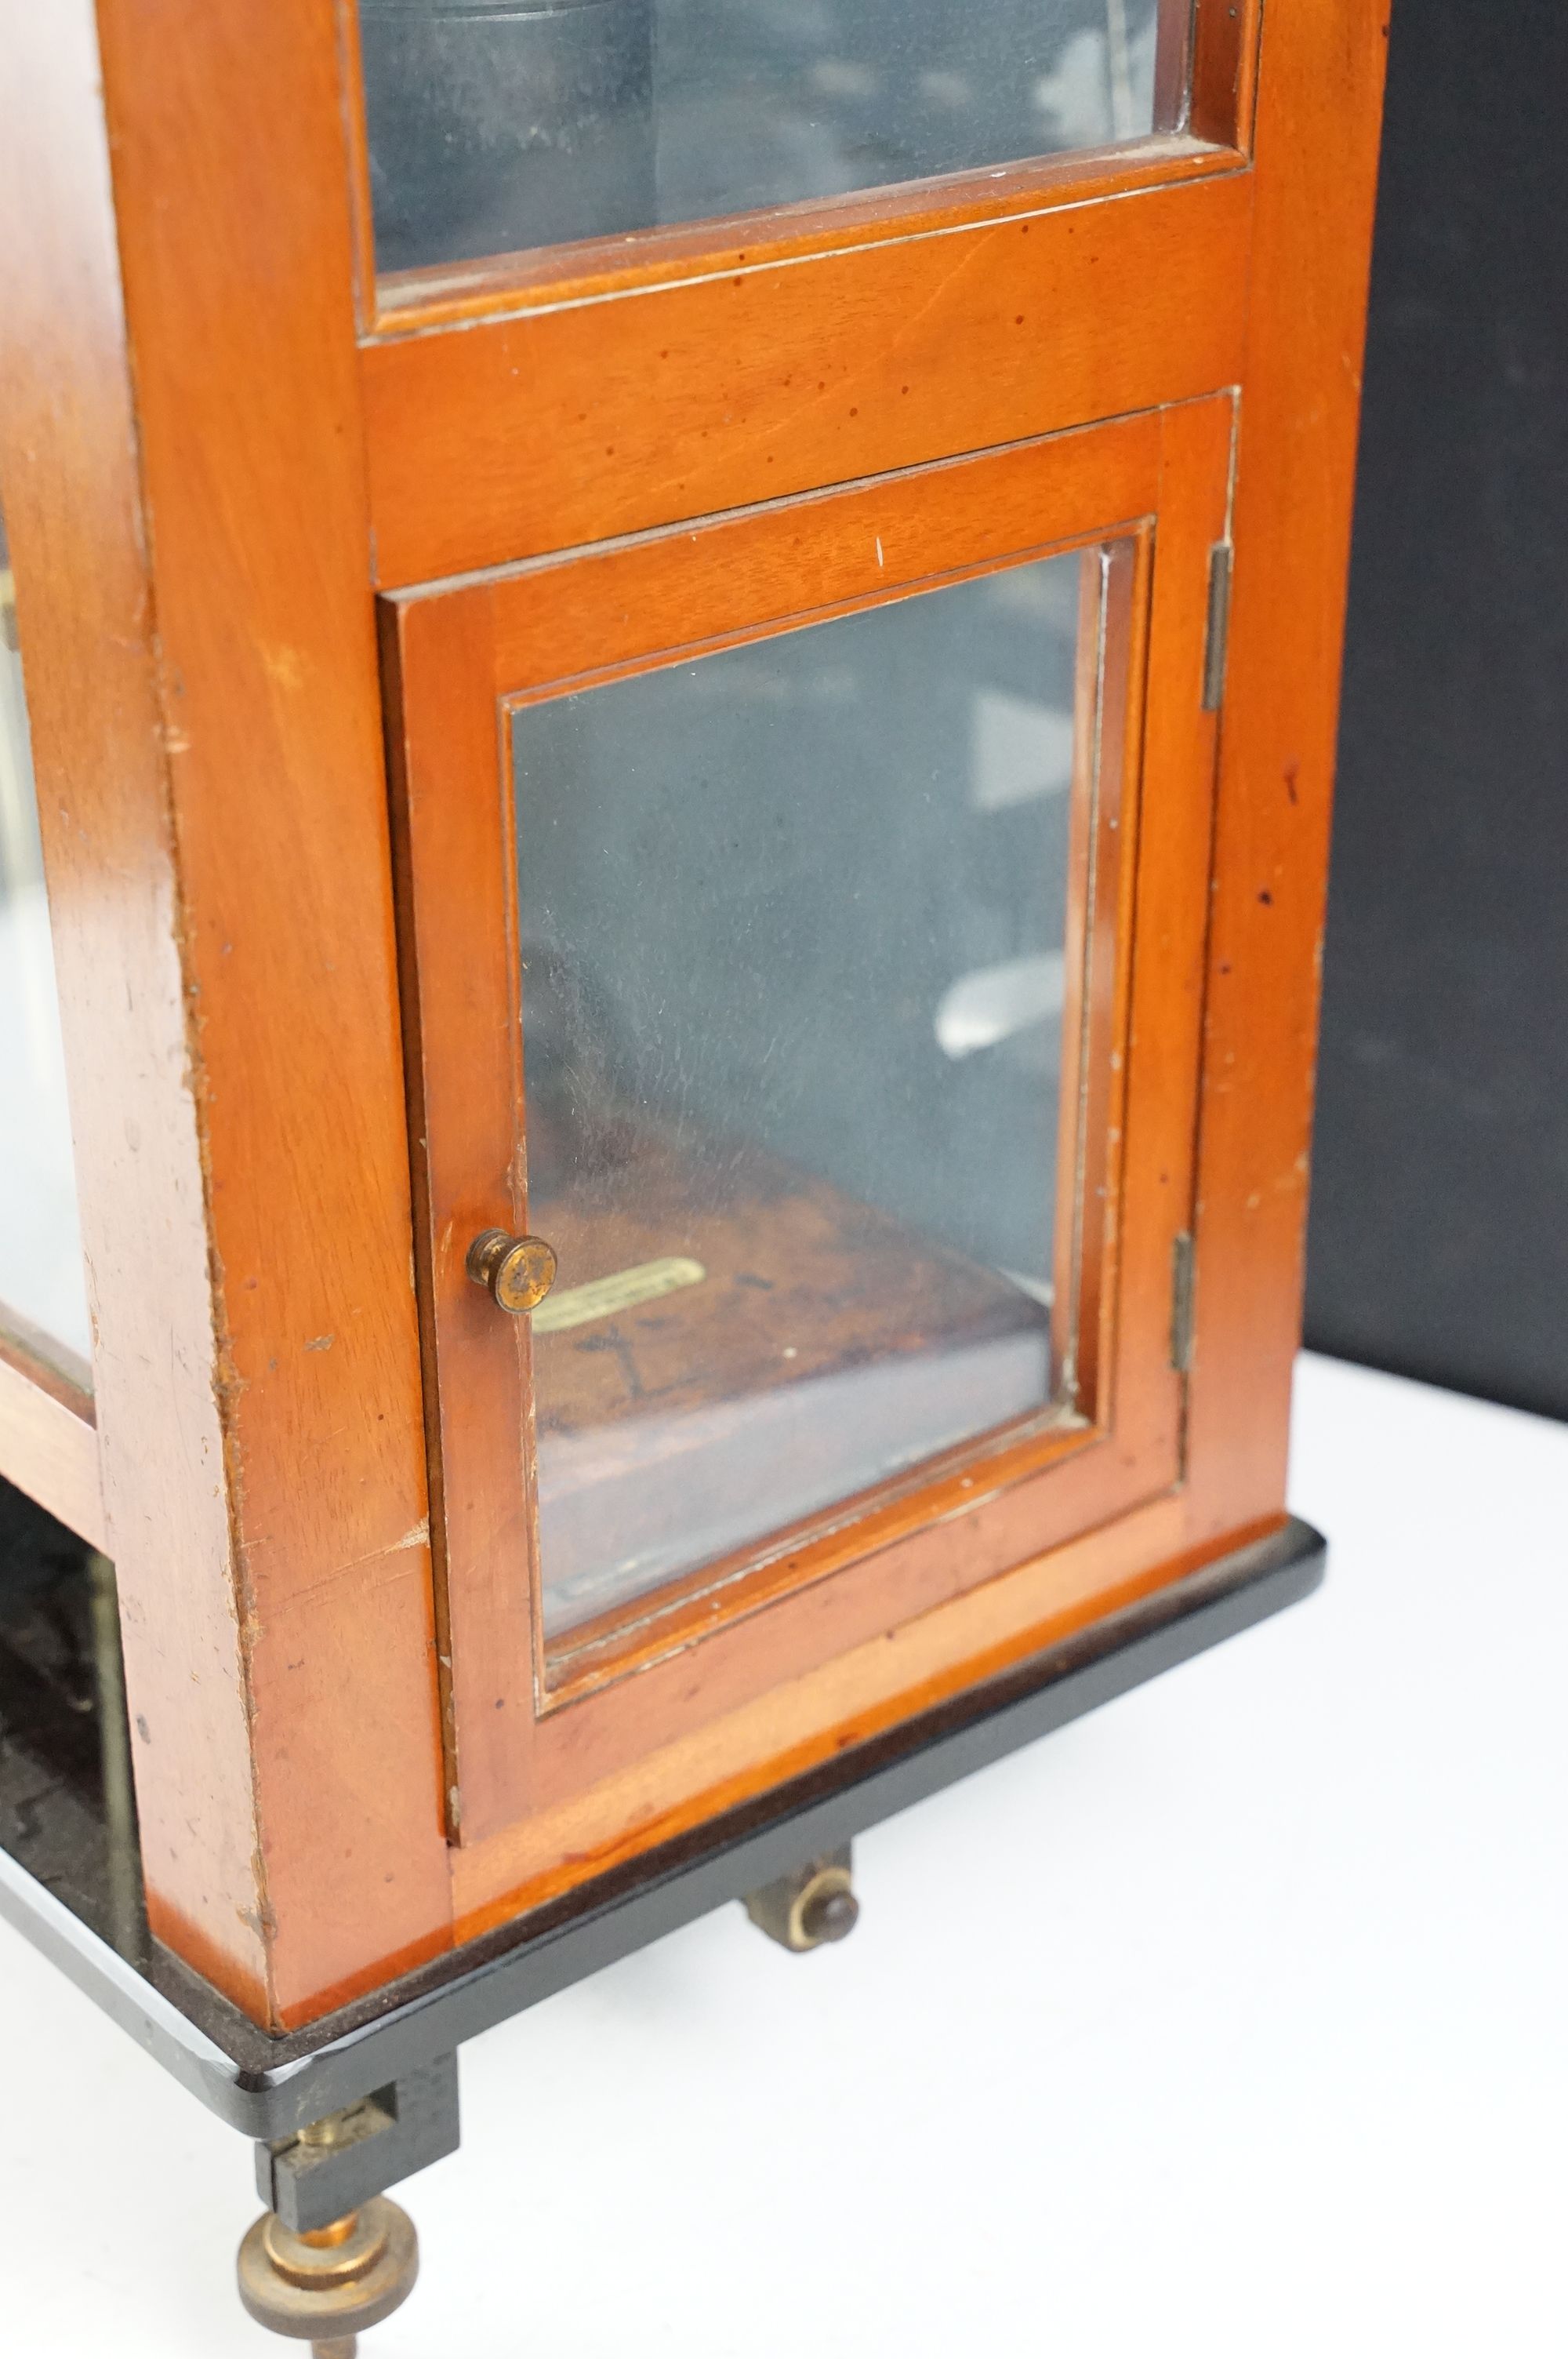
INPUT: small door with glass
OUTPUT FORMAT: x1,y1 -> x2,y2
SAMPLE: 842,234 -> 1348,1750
387,390 -> 1231,1850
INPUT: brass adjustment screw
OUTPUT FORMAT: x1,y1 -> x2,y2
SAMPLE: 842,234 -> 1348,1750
237,2197 -> 418,2355
745,1846 -> 860,1953
466,1227 -> 558,1315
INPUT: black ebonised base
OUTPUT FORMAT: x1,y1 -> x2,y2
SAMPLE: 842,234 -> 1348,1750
0,1484 -> 1322,2205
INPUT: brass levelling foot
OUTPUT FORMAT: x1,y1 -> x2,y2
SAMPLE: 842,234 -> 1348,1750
237,2199 -> 418,2355
745,1844 -> 859,1951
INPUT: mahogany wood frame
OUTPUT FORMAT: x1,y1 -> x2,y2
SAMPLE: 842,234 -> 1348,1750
0,0 -> 1388,2023
0,0 -> 454,2030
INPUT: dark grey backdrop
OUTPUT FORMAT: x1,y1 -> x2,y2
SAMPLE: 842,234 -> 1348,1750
1304,0 -> 1568,1419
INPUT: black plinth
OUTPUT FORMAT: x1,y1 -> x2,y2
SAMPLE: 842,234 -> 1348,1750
0,1490 -> 1323,2142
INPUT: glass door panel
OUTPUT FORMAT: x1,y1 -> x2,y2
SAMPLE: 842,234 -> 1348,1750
361,0 -> 1174,274
0,503 -> 90,1387
512,547 -> 1104,1651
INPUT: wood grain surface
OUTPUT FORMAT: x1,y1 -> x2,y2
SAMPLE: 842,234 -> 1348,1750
88,0 -> 458,2027
1192,0 -> 1265,148
1182,0 -> 1390,1546
362,167 -> 1252,586
371,140 -> 1231,333
0,0 -> 459,2027
0,0 -> 274,2017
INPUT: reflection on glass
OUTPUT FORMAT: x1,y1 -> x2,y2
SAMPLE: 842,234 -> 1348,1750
363,0 -> 1167,274
0,503 -> 91,1383
514,550 -> 1100,1645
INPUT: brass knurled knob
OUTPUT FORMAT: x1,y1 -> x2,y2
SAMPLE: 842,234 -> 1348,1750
466,1227 -> 557,1315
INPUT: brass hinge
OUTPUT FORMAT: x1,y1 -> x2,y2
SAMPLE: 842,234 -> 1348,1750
1171,1230 -> 1196,1372
1202,541 -> 1232,711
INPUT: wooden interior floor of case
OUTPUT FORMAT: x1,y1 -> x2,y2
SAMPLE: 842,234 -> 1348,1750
528,1108 -> 1054,1644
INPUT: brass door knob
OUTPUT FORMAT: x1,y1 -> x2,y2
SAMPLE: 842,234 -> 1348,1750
466,1228 -> 557,1315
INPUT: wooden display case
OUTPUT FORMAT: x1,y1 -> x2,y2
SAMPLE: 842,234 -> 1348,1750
0,0 -> 1386,2343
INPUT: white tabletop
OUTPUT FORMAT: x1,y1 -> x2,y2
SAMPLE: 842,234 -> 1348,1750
5,1351 -> 1565,2356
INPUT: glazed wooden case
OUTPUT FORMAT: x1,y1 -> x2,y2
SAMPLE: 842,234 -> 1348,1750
0,0 -> 1388,2027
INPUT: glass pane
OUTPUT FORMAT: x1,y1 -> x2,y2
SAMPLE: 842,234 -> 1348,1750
0,503 -> 92,1383
363,0 -> 1168,275
514,548 -> 1101,1648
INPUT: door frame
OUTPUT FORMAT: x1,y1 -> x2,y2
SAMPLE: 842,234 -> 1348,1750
384,394 -> 1234,1852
